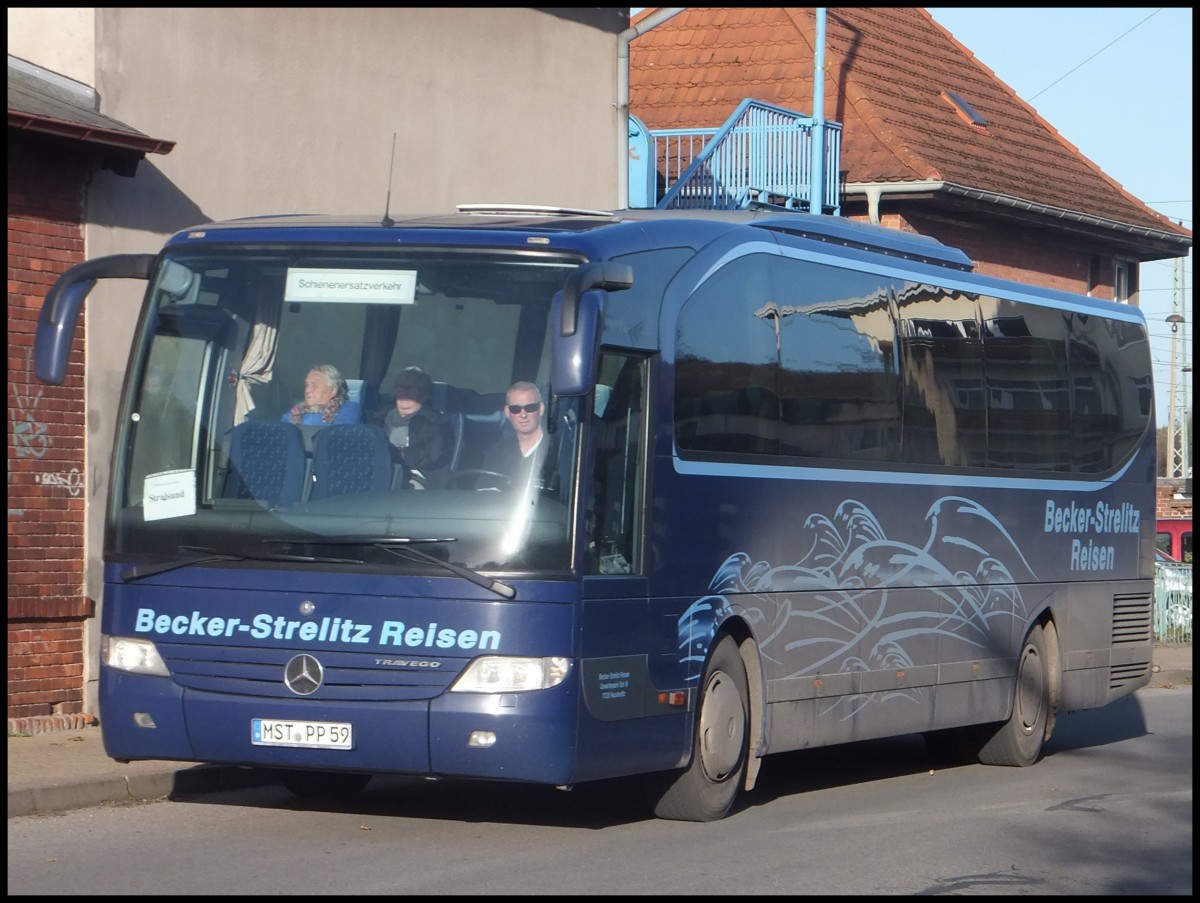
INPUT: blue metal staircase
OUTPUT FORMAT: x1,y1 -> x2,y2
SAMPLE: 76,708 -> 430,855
628,98 -> 841,213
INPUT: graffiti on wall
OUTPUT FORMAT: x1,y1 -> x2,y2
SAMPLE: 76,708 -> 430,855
9,348 -> 73,516
10,350 -> 49,460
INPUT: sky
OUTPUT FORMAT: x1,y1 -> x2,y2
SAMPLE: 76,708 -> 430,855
924,8 -> 1193,430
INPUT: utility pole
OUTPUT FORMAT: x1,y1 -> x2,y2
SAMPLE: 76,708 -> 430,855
1166,253 -> 1190,479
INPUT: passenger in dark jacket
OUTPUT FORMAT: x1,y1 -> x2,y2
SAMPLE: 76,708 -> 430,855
384,367 -> 450,488
477,381 -> 548,490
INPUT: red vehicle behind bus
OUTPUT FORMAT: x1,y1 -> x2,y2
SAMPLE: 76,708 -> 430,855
1156,518 -> 1193,563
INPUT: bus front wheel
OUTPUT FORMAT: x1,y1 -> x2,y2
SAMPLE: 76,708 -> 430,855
977,623 -> 1053,767
652,635 -> 749,822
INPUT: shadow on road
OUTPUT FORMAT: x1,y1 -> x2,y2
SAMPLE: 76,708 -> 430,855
1043,692 -> 1149,754
172,693 -> 1158,827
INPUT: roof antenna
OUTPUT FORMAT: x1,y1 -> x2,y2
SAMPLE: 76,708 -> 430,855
381,132 -> 397,227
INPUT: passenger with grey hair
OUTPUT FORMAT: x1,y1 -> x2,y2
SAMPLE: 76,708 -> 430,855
282,363 -> 362,425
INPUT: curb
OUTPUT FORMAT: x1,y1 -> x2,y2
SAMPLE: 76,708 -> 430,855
1150,668 -> 1193,688
8,713 -> 97,736
8,762 -> 279,819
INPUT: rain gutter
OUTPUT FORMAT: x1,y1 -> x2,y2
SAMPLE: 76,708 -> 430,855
617,8 -> 686,210
8,111 -> 175,155
848,180 -> 1191,249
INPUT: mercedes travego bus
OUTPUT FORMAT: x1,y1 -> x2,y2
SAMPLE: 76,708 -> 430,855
34,205 -> 1157,821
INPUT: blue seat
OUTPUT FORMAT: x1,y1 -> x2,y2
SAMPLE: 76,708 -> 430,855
310,423 -> 394,499
224,421 -> 307,507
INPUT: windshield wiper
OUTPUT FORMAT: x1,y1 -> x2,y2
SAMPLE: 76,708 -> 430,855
314,537 -> 518,600
121,544 -> 363,582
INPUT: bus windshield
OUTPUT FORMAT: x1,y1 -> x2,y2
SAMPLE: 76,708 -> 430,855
115,247 -> 586,576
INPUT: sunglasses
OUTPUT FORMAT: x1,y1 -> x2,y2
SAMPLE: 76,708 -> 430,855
507,402 -> 541,414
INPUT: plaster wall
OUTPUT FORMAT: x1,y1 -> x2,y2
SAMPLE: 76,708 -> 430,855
7,8 -> 95,85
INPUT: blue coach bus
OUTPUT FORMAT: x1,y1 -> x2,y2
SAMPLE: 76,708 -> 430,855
35,206 -> 1156,821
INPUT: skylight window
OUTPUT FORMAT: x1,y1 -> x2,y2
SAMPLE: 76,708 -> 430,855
940,90 -> 988,129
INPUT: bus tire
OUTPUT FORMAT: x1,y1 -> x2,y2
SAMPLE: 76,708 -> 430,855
977,623 -> 1052,767
278,769 -> 372,799
652,635 -> 749,822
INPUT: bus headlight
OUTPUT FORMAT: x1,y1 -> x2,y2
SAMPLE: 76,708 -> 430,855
449,656 -> 571,693
101,635 -> 170,677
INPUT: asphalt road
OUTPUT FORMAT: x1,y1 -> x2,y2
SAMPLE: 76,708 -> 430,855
8,685 -> 1191,896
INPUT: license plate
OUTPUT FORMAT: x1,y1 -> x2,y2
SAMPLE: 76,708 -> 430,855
251,718 -> 353,749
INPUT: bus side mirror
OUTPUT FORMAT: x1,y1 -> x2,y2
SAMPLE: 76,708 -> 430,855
35,253 -> 156,385
551,261 -> 632,397
558,262 -> 632,337
36,279 -> 95,385
551,288 -> 604,396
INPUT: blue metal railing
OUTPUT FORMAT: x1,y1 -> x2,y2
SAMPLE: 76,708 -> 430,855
1154,561 -> 1193,644
629,98 -> 841,213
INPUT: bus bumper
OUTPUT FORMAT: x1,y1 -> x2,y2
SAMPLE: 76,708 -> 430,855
98,668 -> 579,784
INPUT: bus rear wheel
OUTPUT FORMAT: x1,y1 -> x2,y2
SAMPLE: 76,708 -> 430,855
277,769 -> 372,799
652,635 -> 749,822
977,623 -> 1052,767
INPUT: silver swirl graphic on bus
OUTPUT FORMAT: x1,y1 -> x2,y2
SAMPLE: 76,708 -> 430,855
679,496 -> 1036,715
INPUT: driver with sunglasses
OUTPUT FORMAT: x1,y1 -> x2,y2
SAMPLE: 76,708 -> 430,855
476,380 -> 547,490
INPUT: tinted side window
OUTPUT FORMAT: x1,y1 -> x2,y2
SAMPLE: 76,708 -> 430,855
1100,317 -> 1154,468
772,257 -> 898,461
607,248 -> 694,349
675,253 -> 780,456
894,283 -> 985,467
980,296 -> 1071,471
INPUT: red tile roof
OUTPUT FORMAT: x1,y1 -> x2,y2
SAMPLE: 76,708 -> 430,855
630,8 -> 1190,246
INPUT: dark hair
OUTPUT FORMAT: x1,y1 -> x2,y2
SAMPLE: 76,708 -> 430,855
394,366 -> 432,403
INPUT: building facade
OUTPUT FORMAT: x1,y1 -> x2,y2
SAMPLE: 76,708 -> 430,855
7,7 -> 628,727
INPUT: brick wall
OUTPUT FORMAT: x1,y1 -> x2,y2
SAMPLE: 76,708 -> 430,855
1156,479 -> 1193,520
7,136 -> 94,722
7,624 -> 92,726
896,212 -> 1120,299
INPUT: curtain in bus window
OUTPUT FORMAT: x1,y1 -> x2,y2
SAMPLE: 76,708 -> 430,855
675,253 -> 780,456
234,273 -> 283,425
894,283 -> 985,467
979,296 -> 1071,471
770,257 -> 898,461
361,304 -> 401,409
